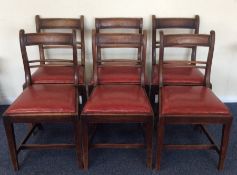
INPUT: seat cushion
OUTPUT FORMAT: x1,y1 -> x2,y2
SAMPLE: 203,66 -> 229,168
4,84 -> 76,115
152,64 -> 204,85
82,85 -> 153,115
161,86 -> 231,116
97,66 -> 141,84
32,65 -> 84,84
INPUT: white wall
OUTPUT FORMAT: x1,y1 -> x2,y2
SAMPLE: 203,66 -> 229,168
0,0 -> 237,104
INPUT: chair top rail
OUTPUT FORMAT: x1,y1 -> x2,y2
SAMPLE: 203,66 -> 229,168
162,34 -> 211,47
23,33 -> 74,46
95,18 -> 143,30
36,15 -> 83,30
153,15 -> 199,29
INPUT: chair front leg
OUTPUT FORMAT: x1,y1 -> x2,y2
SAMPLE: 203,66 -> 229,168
3,118 -> 19,171
28,123 -> 43,136
218,121 -> 232,170
145,84 -> 150,97
82,118 -> 89,170
156,117 -> 165,170
145,119 -> 153,168
74,118 -> 83,169
88,84 -> 94,96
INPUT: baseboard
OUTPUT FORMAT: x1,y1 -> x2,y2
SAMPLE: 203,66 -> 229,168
0,95 -> 15,105
219,96 -> 237,103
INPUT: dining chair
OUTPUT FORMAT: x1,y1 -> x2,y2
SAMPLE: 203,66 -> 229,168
3,30 -> 82,170
156,30 -> 232,170
81,30 -> 153,169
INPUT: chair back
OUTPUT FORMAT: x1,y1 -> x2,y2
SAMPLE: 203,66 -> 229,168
158,30 -> 215,88
95,18 -> 143,62
19,30 -> 78,87
92,30 -> 147,85
35,15 -> 85,66
152,15 -> 199,64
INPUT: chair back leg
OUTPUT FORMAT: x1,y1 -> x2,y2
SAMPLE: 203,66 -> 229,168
145,120 -> 153,168
218,121 -> 232,170
156,117 -> 165,170
74,119 -> 83,168
82,119 -> 89,170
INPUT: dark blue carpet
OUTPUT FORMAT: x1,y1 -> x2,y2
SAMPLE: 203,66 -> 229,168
0,104 -> 236,175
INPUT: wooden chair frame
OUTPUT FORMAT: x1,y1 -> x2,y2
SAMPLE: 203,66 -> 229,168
3,30 -> 82,171
81,30 -> 153,170
150,15 -> 200,111
156,31 -> 233,170
35,15 -> 86,104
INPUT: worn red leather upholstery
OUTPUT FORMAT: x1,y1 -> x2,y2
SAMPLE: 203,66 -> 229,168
97,66 -> 141,84
5,84 -> 76,115
161,86 -> 231,116
32,65 -> 84,84
152,64 -> 204,85
82,85 -> 152,114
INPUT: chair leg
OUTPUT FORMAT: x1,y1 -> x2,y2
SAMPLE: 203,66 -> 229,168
36,123 -> 44,130
79,86 -> 87,107
89,124 -> 97,147
74,119 -> 83,169
218,121 -> 232,170
156,117 -> 165,170
88,85 -> 94,96
82,119 -> 89,170
150,86 -> 156,108
145,84 -> 150,97
145,120 -> 153,168
3,118 -> 19,171
193,124 -> 202,133
28,123 -> 43,136
150,85 -> 159,120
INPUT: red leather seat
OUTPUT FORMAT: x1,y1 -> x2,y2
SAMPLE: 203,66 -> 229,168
31,65 -> 84,84
82,85 -> 152,115
161,86 -> 231,116
5,84 -> 76,115
152,64 -> 204,85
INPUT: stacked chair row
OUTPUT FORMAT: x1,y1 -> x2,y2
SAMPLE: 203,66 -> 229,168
3,15 -> 232,171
